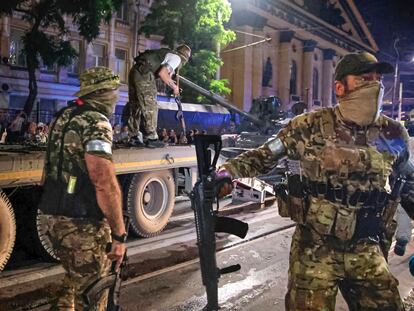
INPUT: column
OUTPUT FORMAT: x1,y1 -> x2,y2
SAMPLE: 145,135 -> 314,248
302,40 -> 317,110
251,29 -> 264,100
0,17 -> 10,58
108,16 -> 116,70
262,28 -> 279,97
278,30 -> 294,112
232,25 -> 254,112
322,49 -> 335,107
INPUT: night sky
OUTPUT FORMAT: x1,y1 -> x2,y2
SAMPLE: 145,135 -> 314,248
354,0 -> 414,62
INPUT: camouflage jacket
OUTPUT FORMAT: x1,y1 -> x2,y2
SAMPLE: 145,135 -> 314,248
45,102 -> 113,183
223,107 -> 409,186
222,107 -> 412,240
40,102 -> 113,219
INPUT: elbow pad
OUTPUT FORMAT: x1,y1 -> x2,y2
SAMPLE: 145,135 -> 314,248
266,137 -> 286,157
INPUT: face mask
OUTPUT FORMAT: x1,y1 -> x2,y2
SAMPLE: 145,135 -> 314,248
81,89 -> 119,117
337,79 -> 384,126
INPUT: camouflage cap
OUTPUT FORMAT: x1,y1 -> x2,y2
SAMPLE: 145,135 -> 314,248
176,44 -> 191,63
74,66 -> 120,98
335,52 -> 394,81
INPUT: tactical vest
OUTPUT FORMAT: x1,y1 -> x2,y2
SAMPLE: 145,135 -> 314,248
279,108 -> 406,241
39,104 -> 104,220
134,48 -> 181,74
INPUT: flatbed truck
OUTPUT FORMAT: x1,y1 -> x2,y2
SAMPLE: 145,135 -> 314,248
0,144 -> 198,270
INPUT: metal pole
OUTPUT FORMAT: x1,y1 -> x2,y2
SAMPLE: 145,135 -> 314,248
397,82 -> 403,122
392,38 -> 400,119
178,75 -> 262,126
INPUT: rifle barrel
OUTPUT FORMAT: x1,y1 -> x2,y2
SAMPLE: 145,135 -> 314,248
178,75 -> 263,127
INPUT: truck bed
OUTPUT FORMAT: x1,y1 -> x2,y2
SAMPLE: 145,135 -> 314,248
0,144 -> 196,188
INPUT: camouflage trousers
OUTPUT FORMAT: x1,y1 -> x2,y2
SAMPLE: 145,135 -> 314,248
39,215 -> 112,311
285,225 -> 404,311
127,67 -> 159,140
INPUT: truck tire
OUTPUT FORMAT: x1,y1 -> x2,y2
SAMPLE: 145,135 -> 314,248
36,209 -> 59,261
126,170 -> 175,237
0,191 -> 16,271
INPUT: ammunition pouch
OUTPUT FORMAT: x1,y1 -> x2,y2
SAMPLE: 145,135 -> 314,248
39,167 -> 103,220
274,183 -> 306,223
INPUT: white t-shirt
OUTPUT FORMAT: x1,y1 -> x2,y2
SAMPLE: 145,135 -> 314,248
161,53 -> 182,74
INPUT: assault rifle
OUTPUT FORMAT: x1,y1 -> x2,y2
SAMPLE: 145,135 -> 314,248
83,213 -> 130,310
175,95 -> 187,136
190,135 -> 249,311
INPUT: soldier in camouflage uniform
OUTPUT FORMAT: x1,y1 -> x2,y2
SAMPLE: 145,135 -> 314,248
219,52 -> 414,310
127,44 -> 191,147
38,67 -> 127,311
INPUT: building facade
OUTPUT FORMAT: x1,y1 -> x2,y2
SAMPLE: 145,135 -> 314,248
222,0 -> 378,114
0,0 -> 378,121
0,0 -> 161,123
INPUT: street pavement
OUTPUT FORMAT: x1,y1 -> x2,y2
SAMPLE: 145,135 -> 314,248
120,225 -> 414,311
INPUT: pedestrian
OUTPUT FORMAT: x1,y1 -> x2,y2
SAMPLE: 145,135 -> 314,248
120,125 -> 130,144
168,128 -> 178,145
218,52 -> 414,310
394,204 -> 412,256
38,67 -> 127,310
8,110 -> 27,143
126,44 -> 191,148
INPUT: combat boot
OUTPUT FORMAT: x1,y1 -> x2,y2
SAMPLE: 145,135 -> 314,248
394,237 -> 409,256
146,139 -> 166,148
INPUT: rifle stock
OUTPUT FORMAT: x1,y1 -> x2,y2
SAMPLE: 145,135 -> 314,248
191,135 -> 249,311
83,213 -> 130,310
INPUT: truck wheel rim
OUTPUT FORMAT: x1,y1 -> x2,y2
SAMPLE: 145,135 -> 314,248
142,177 -> 168,220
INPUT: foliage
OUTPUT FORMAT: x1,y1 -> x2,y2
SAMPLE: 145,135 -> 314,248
140,0 -> 235,102
0,0 -> 122,115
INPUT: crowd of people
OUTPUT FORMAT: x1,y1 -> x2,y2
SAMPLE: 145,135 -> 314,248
112,123 -> 209,146
0,110 -> 50,144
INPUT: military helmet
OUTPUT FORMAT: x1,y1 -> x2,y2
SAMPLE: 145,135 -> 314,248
335,51 -> 394,81
74,67 -> 120,98
175,44 -> 192,63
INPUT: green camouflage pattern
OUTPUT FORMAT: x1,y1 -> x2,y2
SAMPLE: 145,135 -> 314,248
75,67 -> 120,98
127,66 -> 159,140
38,214 -> 111,311
286,225 -> 403,311
46,104 -> 113,183
222,106 -> 410,310
335,52 -> 394,81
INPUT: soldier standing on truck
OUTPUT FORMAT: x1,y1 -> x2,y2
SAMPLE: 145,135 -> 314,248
126,44 -> 191,148
218,52 -> 414,310
38,67 -> 127,310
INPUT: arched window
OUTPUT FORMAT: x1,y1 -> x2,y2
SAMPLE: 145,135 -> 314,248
312,68 -> 319,100
289,60 -> 297,95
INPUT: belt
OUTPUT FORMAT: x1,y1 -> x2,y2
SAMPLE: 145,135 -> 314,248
307,181 -> 389,206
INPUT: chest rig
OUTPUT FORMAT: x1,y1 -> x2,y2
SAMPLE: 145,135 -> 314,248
283,108 -> 403,241
39,103 -> 104,220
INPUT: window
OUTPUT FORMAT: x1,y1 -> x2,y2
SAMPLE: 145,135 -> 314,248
67,40 -> 80,75
312,68 -> 319,99
116,0 -> 129,23
39,59 -> 57,72
115,48 -> 127,82
289,60 -> 297,95
92,44 -> 105,67
9,29 -> 26,67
